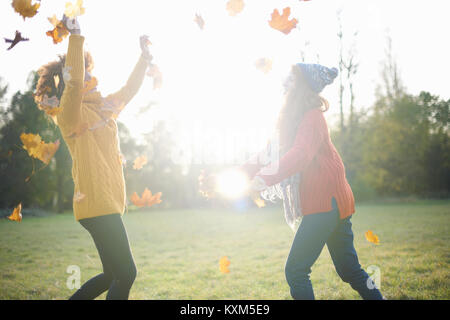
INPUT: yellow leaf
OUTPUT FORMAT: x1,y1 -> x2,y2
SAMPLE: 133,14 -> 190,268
219,256 -> 231,274
20,133 -> 60,165
253,197 -> 266,208
64,0 -> 85,18
8,203 -> 22,222
365,230 -> 380,245
11,0 -> 40,20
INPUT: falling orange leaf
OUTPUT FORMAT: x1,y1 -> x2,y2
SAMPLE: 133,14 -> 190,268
20,133 -> 60,165
226,0 -> 245,16
219,256 -> 231,274
268,7 -> 298,35
64,0 -> 85,18
194,13 -> 205,30
365,230 -> 380,245
8,204 -> 22,222
255,58 -> 272,74
46,15 -> 70,44
73,192 -> 86,203
12,0 -> 40,20
133,155 -> 148,170
131,188 -> 163,208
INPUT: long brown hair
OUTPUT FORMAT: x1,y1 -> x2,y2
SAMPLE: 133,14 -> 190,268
277,64 -> 329,155
34,52 -> 94,103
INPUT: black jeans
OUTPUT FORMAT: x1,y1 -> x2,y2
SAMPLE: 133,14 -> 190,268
70,214 -> 137,300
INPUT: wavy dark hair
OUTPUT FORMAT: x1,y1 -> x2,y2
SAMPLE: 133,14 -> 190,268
277,64 -> 329,155
34,52 -> 94,103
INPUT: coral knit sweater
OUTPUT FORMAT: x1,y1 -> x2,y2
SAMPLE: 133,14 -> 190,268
57,35 -> 148,221
243,108 -> 355,219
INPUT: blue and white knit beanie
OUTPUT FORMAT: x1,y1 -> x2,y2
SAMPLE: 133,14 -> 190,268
297,63 -> 339,93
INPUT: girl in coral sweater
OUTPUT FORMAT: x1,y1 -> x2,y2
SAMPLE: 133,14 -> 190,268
241,63 -> 384,300
34,16 -> 153,300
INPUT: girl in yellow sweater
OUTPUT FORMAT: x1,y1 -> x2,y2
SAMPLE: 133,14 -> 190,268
35,16 -> 152,300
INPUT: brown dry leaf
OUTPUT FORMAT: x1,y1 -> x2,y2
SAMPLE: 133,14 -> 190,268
12,0 -> 40,20
8,203 -> 22,222
226,0 -> 245,16
268,7 -> 298,35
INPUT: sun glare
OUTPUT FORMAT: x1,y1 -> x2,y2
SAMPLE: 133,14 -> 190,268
215,169 -> 250,199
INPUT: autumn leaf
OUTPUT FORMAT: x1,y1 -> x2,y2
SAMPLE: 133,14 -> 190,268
65,0 -> 86,18
253,197 -> 266,208
12,0 -> 40,20
365,230 -> 380,245
8,204 -> 22,222
219,256 -> 231,274
268,7 -> 298,35
255,58 -> 272,74
194,13 -> 205,30
131,188 -> 163,208
4,30 -> 29,50
73,192 -> 86,203
226,0 -> 245,17
133,155 -> 148,170
20,133 -> 60,165
46,15 -> 70,44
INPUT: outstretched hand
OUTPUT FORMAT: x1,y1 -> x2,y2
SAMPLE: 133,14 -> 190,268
140,35 -> 153,64
62,14 -> 81,35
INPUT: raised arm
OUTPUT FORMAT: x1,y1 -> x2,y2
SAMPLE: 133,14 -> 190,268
105,36 -> 152,114
57,17 -> 84,134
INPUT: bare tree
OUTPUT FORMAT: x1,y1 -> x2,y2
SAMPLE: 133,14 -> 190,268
337,10 -> 359,131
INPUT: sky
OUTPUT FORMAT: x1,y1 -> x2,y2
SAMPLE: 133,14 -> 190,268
1,0 -> 449,160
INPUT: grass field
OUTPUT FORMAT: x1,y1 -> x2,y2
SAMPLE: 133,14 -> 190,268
0,200 -> 449,300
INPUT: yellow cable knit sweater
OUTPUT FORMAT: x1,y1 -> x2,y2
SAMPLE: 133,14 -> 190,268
57,35 -> 147,221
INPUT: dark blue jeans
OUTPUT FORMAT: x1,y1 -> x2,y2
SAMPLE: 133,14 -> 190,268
285,198 -> 383,300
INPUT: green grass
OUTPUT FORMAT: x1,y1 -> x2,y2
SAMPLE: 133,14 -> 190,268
0,200 -> 449,300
